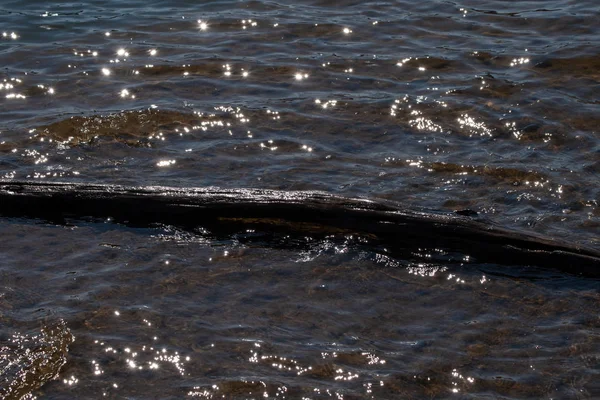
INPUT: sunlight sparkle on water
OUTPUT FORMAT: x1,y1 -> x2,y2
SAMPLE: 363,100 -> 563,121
457,113 -> 492,137
119,88 -> 135,99
315,99 -> 338,110
90,335 -> 191,381
510,57 -> 530,67
241,19 -> 257,29
396,57 -> 412,67
116,48 -> 129,59
63,375 -> 79,386
157,160 -> 176,167
223,64 -> 232,76
2,32 -> 19,40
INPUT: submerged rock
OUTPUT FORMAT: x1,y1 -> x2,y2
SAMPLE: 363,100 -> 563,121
0,320 -> 74,400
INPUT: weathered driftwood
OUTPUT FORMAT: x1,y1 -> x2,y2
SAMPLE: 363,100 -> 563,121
1,180 -> 598,277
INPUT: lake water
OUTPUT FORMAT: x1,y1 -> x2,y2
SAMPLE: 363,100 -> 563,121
1,1 -> 599,399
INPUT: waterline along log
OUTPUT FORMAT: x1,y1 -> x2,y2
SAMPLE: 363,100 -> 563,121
1,180 -> 598,277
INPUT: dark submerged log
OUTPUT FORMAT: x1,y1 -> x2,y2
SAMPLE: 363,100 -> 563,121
1,180 -> 599,277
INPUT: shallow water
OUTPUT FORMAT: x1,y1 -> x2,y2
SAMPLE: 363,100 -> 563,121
0,0 -> 599,398
2,220 -> 599,399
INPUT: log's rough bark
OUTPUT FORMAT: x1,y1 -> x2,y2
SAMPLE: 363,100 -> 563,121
1,180 -> 599,277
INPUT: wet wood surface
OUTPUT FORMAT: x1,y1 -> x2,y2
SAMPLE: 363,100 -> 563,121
1,180 -> 599,277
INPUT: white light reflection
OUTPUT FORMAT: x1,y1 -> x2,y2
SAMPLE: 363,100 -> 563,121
505,121 -> 521,140
396,57 -> 412,67
295,72 -> 309,81
457,113 -> 493,137
157,160 -> 176,167
198,20 -> 208,31
119,88 -> 135,99
63,375 -> 79,386
101,68 -> 111,76
241,19 -> 257,29
266,109 -> 280,120
2,32 -> 19,40
91,360 -> 104,375
409,116 -> 443,132
248,347 -> 313,376
92,335 -> 191,377
116,48 -> 129,59
223,64 -> 232,76
315,98 -> 338,110
447,274 -> 465,284
510,57 -> 530,67
21,148 -> 48,164
407,263 -> 447,277
5,93 -> 26,99
450,368 -> 475,393
334,369 -> 359,381
260,140 -> 278,151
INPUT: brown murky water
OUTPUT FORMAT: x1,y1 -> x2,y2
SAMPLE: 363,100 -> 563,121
1,0 -> 599,398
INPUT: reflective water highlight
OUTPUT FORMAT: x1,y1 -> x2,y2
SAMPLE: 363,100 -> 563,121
1,0 -> 599,398
1,221 -> 598,399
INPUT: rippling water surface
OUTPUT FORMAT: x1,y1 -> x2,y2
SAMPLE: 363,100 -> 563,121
1,0 -> 599,398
